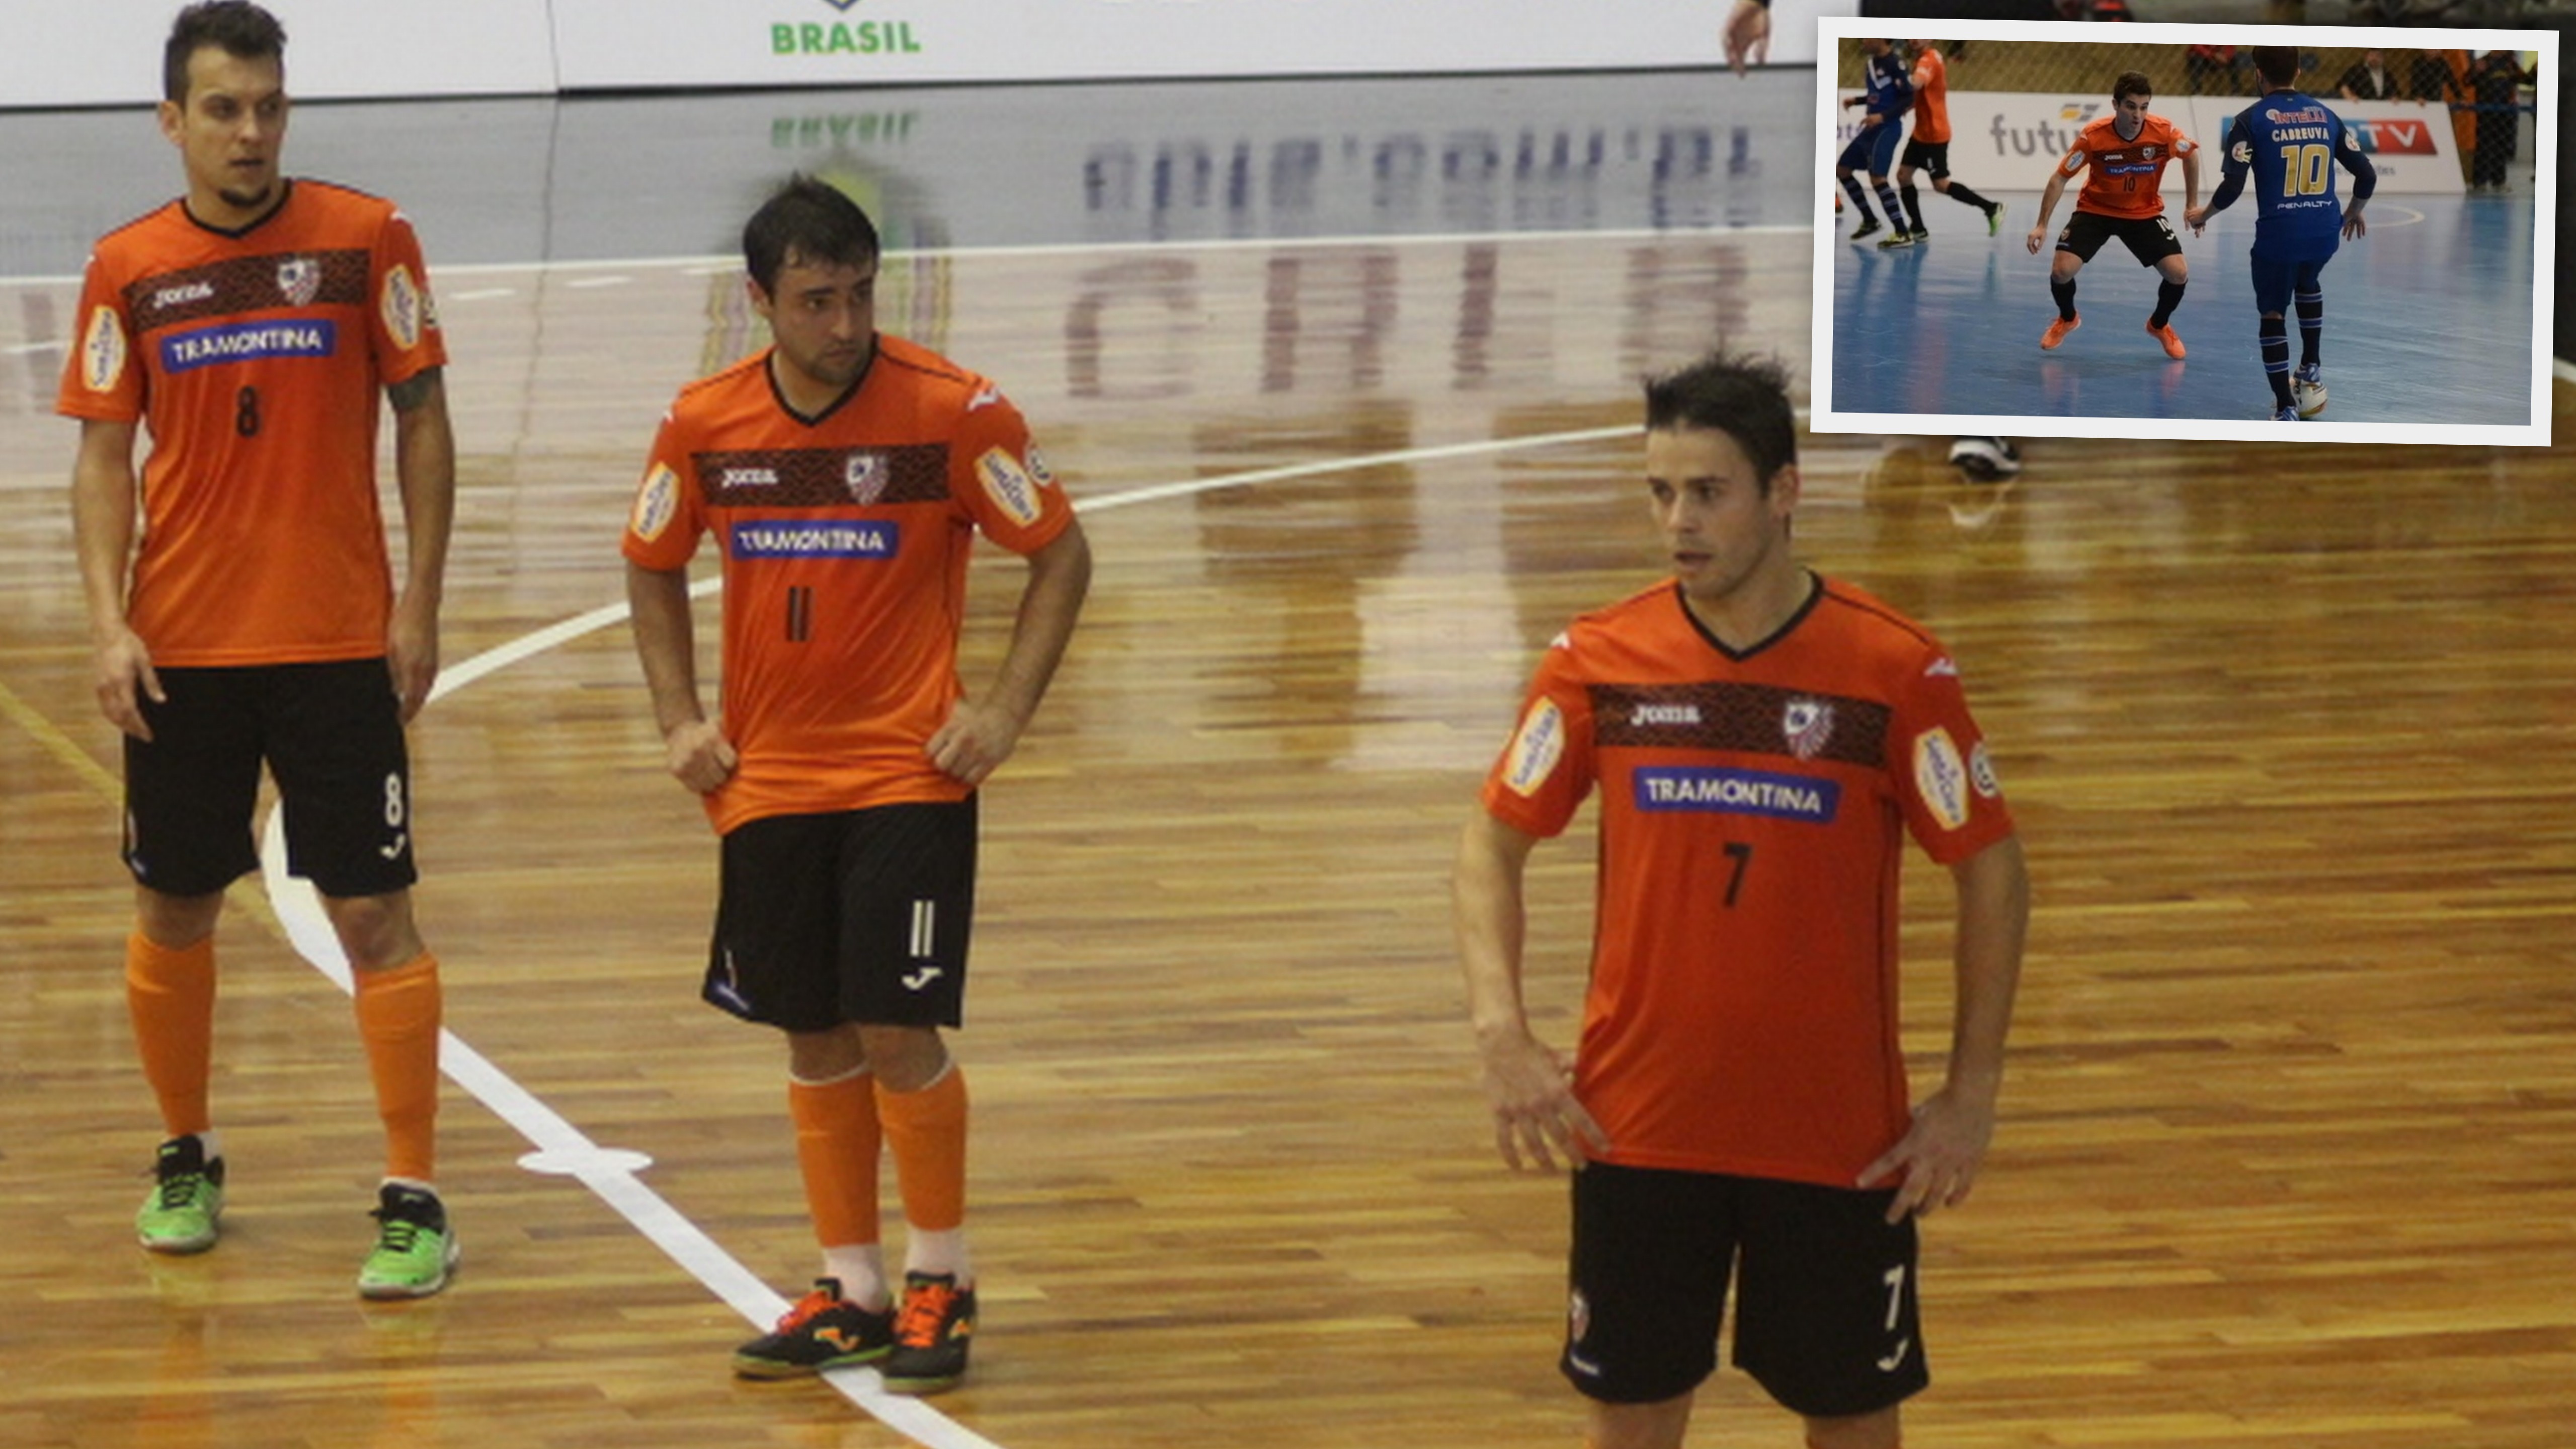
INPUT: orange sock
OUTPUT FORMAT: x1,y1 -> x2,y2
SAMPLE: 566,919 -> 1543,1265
126,932 -> 216,1139
352,952 -> 442,1182
877,1064 -> 968,1235
790,1069 -> 883,1250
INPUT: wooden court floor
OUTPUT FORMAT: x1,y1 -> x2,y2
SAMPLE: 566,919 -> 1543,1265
4,231 -> 2574,1449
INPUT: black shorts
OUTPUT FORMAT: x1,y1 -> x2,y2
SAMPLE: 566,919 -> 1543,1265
705,799 -> 978,1033
1563,1163 -> 1927,1418
122,660 -> 417,899
2055,209 -> 2182,267
1899,139 -> 1951,179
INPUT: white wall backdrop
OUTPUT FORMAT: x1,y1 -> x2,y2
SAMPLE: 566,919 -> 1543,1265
5,0 -> 1729,109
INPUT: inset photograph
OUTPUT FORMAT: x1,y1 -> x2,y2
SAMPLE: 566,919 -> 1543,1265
1809,17 -> 2556,444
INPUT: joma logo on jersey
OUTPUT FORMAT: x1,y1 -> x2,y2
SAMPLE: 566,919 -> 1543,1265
1633,767 -> 1839,823
1630,702 -> 1701,728
729,520 -> 900,558
722,467 -> 780,488
151,281 -> 216,311
159,319 -> 336,373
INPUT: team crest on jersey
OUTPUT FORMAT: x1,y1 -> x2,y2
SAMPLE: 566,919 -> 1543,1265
277,257 -> 321,307
845,451 -> 890,505
1782,699 -> 1836,761
82,305 -> 128,392
1502,698 -> 1565,798
2138,145 -> 2160,160
381,265 -> 425,351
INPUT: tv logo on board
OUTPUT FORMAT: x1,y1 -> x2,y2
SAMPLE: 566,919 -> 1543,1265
2351,118 -> 2436,154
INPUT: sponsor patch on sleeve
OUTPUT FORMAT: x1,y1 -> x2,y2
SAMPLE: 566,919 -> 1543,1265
381,264 -> 423,351
1501,698 -> 1566,798
629,463 -> 680,543
1913,727 -> 1972,832
82,305 -> 128,393
978,446 -> 1043,527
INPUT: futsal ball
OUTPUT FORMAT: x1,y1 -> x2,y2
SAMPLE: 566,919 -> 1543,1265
1948,436 -> 2022,482
2294,378 -> 2327,419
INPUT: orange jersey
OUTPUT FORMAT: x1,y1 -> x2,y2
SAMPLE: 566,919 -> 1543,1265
2062,112 -> 2196,219
1480,578 -> 2015,1187
1908,46 -> 1952,145
57,180 -> 445,666
622,335 -> 1075,835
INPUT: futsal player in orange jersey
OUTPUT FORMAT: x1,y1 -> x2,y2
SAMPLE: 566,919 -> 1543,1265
59,1 -> 460,1299
1456,353 -> 2030,1449
1893,40 -> 2007,240
2025,71 -> 2201,358
624,177 -> 1090,1394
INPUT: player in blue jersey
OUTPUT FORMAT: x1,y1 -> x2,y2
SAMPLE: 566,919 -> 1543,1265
1835,38 -> 1915,247
2184,45 -> 2375,421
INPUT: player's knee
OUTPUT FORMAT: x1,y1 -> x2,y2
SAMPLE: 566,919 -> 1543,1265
135,887 -> 224,949
323,890 -> 422,971
1804,1407 -> 1903,1449
857,1024 -> 948,1092
788,1023 -> 869,1082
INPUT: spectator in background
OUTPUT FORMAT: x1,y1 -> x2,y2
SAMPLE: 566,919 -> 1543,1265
2413,49 -> 2478,183
2469,50 -> 2531,190
2186,44 -> 2238,95
2340,48 -> 2399,101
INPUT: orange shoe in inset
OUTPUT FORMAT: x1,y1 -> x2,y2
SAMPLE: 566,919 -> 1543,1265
2040,312 -> 2080,350
2148,319 -> 2186,359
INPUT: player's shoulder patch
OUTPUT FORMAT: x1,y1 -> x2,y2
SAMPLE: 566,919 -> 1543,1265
629,462 -> 682,542
1501,697 -> 1568,798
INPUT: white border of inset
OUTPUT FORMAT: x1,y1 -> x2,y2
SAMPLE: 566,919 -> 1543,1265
1808,17 -> 2558,446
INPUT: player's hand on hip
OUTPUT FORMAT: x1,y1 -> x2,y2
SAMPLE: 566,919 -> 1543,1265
1859,1085 -> 1998,1224
94,628 -> 164,742
1478,1031 -> 1609,1172
386,601 -> 440,723
664,718 -> 738,795
926,698 -> 1023,787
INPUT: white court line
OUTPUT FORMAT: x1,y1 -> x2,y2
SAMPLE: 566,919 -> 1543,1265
257,808 -> 1009,1449
255,421 -> 1631,1447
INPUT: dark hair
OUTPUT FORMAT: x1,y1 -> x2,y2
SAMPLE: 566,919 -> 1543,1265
165,2 -> 285,105
1643,351 -> 1797,488
743,176 -> 881,297
2250,45 -> 2299,88
2112,70 -> 2154,105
